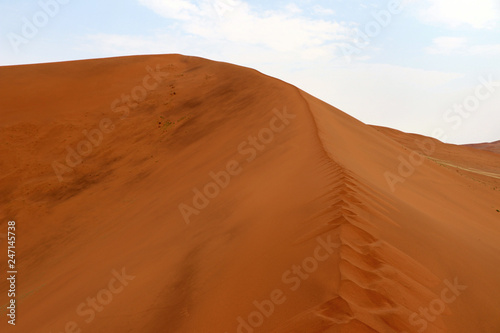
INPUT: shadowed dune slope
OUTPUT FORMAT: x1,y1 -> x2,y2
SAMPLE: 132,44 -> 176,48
1,55 -> 500,333
466,141 -> 500,154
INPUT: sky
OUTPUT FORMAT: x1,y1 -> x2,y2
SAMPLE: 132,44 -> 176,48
1,0 -> 499,144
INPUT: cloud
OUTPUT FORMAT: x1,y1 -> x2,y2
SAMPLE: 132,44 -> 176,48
469,44 -> 500,56
426,37 -> 468,54
285,3 -> 302,15
137,0 -> 354,58
427,36 -> 500,56
137,0 -> 201,20
420,0 -> 500,29
313,5 -> 335,16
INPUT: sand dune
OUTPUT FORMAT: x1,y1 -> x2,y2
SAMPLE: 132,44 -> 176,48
466,141 -> 500,154
1,55 -> 500,333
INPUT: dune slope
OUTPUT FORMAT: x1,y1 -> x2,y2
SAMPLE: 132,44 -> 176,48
1,55 -> 500,333
466,140 -> 500,154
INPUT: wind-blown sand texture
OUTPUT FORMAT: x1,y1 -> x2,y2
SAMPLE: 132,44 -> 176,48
1,54 -> 499,332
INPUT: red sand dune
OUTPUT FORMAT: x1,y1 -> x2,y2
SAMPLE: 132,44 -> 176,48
1,54 -> 500,333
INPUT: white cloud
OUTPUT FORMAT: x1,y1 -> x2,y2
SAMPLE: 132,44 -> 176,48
427,36 -> 467,54
285,3 -> 302,15
469,44 -> 500,56
421,0 -> 500,29
137,0 -> 201,20
313,5 -> 335,16
427,36 -> 500,56
137,0 -> 354,58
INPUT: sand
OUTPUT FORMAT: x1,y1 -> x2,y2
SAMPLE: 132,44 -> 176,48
466,141 -> 500,154
1,54 -> 499,333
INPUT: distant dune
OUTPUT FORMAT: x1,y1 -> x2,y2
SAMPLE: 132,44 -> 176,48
1,55 -> 500,333
465,141 -> 500,154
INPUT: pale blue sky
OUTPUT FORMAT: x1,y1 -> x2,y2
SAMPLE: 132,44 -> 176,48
1,0 -> 499,144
